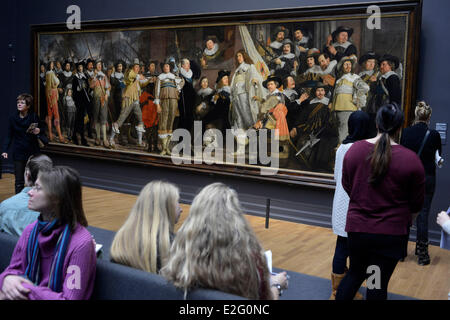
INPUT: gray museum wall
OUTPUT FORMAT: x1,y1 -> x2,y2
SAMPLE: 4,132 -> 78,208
1,0 -> 449,244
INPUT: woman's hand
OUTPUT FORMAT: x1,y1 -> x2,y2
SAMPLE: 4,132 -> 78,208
2,275 -> 33,300
1,153 -> 7,159
437,211 -> 450,227
32,128 -> 40,135
271,271 -> 289,290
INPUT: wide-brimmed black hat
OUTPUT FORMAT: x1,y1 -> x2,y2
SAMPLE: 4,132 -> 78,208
114,60 -> 126,70
293,25 -> 309,35
205,35 -> 219,44
263,75 -> 282,89
359,52 -> 379,66
271,26 -> 289,40
63,60 -> 73,68
75,59 -> 85,69
281,39 -> 294,53
332,26 -> 354,41
313,82 -> 329,97
379,54 -> 400,70
216,70 -> 230,83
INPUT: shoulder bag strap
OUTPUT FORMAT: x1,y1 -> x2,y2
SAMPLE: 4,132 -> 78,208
417,129 -> 430,157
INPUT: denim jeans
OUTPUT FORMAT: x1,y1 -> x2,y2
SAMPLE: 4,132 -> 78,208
416,175 -> 436,242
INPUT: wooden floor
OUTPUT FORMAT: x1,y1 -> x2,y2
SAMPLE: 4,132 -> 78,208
1,173 -> 449,300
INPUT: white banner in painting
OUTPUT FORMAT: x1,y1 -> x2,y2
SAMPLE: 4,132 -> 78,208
239,25 -> 270,80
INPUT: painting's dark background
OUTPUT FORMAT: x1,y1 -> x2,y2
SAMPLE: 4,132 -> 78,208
1,0 -> 449,244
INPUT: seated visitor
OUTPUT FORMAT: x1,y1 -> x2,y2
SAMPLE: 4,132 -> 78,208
161,182 -> 288,299
110,180 -> 181,274
0,154 -> 53,236
0,166 -> 97,300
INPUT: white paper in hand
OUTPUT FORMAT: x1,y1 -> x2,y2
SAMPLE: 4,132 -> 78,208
264,250 -> 273,274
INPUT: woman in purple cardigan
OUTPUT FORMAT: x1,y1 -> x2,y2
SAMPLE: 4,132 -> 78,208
336,104 -> 425,300
0,166 -> 96,300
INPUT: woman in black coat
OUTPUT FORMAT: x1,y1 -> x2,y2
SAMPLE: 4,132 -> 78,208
1,94 -> 42,194
400,101 -> 442,265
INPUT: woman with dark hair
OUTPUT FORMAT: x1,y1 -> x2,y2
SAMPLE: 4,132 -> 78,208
336,104 -> 425,300
0,166 -> 96,300
2,94 -> 43,194
329,110 -> 370,300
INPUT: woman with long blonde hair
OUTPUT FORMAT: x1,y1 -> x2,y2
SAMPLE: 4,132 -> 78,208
401,101 -> 442,265
161,182 -> 287,299
110,180 -> 181,273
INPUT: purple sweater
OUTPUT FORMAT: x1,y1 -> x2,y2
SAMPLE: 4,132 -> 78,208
343,140 -> 425,236
0,222 -> 96,300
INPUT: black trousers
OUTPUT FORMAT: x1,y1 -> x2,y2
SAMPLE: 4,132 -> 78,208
416,175 -> 436,242
336,232 -> 404,300
73,100 -> 88,142
332,235 -> 349,274
14,160 -> 27,194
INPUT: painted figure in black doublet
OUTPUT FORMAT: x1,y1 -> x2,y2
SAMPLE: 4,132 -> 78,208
72,61 -> 90,146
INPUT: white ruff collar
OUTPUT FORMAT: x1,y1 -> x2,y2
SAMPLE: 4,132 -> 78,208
310,97 -> 329,105
279,53 -> 295,59
305,65 -> 322,74
197,87 -> 214,97
359,70 -> 375,77
75,72 -> 86,79
320,60 -> 337,74
95,71 -> 106,78
204,43 -> 219,56
217,86 -> 231,94
338,73 -> 359,83
159,72 -> 176,80
62,71 -> 73,77
296,36 -> 309,45
113,72 -> 124,79
270,41 -> 283,49
180,68 -> 193,79
332,41 -> 352,49
268,89 -> 280,96
381,71 -> 397,79
283,88 -> 298,98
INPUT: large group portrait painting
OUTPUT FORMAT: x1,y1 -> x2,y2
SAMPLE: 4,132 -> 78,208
34,5 -> 416,180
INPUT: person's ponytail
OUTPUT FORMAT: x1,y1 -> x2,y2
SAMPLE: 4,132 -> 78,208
369,103 -> 404,185
369,132 -> 391,185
